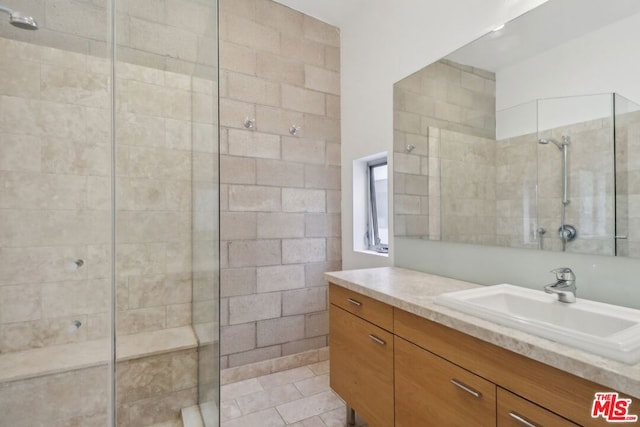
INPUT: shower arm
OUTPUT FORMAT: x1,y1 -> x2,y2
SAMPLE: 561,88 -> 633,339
0,5 -> 12,15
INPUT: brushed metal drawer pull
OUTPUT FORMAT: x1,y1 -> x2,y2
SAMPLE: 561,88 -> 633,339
369,334 -> 386,345
450,379 -> 481,398
347,298 -> 362,307
508,412 -> 539,427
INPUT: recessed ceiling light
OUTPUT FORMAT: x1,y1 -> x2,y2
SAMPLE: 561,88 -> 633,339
492,24 -> 506,32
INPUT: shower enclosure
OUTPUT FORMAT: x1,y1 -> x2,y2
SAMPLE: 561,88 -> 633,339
431,92 -> 638,257
0,0 -> 220,425
494,93 -> 635,255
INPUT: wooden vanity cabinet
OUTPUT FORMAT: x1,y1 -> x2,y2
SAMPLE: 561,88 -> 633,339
329,284 -> 635,427
329,284 -> 394,427
395,336 -> 496,427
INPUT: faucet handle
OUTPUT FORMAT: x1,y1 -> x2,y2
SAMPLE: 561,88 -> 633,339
551,267 -> 575,281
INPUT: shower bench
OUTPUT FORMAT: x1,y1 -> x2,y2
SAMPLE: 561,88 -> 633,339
0,326 -> 199,426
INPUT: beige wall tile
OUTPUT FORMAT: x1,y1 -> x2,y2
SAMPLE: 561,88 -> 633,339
257,315 -> 305,347
304,261 -> 341,288
40,65 -> 109,108
282,188 -> 326,213
304,165 -> 340,190
257,265 -> 305,293
257,53 -> 305,87
0,133 -> 42,172
129,17 -> 198,62
221,99 -> 256,130
127,273 -> 192,309
325,95 -> 340,120
305,311 -> 329,338
255,105 -> 304,136
221,155 -> 257,185
301,115 -> 340,141
303,16 -> 340,47
0,284 -> 42,323
282,239 -> 326,264
224,14 -> 280,55
221,268 -> 257,297
282,287 -> 326,316
0,59 -> 41,100
0,245 -> 83,286
116,306 -> 166,335
282,84 -> 325,115
221,212 -> 258,240
229,292 -> 281,325
126,387 -> 196,426
166,303 -> 192,328
257,212 -> 305,239
228,129 -> 281,159
326,190 -> 341,214
221,41 -> 257,75
228,72 -> 280,106
281,35 -> 325,68
255,0 -> 304,36
221,323 -> 256,355
228,239 -> 281,267
257,159 -> 304,187
229,185 -> 281,212
41,279 -> 109,318
305,214 -> 341,237
282,138 -> 325,164
304,65 -> 339,96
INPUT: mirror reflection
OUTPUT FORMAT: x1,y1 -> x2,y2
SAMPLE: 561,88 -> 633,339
393,0 -> 640,257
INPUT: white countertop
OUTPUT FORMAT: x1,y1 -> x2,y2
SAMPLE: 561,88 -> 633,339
325,266 -> 640,398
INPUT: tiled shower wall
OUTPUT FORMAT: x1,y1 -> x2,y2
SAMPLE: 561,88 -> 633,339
219,0 -> 341,368
394,59 -> 496,240
0,29 -> 216,353
0,38 -> 113,352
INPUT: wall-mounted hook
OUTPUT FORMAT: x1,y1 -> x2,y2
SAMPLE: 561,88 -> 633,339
65,259 -> 84,272
289,125 -> 301,136
405,144 -> 416,153
244,117 -> 256,130
67,320 -> 82,334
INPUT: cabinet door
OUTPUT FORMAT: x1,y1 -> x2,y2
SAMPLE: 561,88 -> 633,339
498,388 -> 580,427
330,304 -> 394,427
395,337 -> 496,427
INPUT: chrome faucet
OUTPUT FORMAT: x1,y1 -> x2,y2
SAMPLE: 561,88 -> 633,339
544,267 -> 576,303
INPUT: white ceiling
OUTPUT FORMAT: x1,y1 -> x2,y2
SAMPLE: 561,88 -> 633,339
446,0 -> 640,72
272,0 -> 365,27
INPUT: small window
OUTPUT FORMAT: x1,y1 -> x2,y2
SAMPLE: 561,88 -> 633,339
367,159 -> 388,253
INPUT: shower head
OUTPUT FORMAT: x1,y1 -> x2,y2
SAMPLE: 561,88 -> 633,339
538,135 -> 570,150
0,5 -> 38,30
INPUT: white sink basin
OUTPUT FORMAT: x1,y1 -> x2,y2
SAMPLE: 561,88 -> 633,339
435,284 -> 640,364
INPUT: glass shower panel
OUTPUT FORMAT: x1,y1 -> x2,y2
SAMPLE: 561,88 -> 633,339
0,0 -> 114,425
495,100 -> 539,249
614,93 -> 640,257
113,0 -> 219,426
537,94 -> 615,255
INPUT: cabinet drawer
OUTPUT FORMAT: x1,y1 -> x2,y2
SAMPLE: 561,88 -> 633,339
330,304 -> 394,427
329,283 -> 393,331
395,337 -> 496,427
498,388 -> 579,427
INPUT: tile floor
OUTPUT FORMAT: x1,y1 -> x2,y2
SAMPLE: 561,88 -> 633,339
220,361 -> 368,427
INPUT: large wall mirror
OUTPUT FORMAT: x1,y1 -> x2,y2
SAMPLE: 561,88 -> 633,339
393,0 -> 640,258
